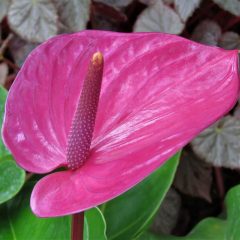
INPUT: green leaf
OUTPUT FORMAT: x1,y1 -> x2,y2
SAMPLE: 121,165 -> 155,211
184,218 -> 226,240
0,182 -> 107,240
0,86 -> 9,158
140,218 -> 226,240
101,152 -> 181,240
0,157 -> 25,204
139,232 -> 161,240
225,185 -> 240,239
139,219 -> 224,240
139,184 -> 240,240
0,86 -> 25,204
0,184 -> 71,240
84,207 -> 107,240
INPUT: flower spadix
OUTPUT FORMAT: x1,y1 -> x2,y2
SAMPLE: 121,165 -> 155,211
2,31 -> 239,217
67,52 -> 103,170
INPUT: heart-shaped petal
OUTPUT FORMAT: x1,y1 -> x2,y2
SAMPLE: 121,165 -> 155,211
2,31 -> 239,216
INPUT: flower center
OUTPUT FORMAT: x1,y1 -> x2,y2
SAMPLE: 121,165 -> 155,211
66,52 -> 104,170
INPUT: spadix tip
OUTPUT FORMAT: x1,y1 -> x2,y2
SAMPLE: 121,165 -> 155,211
92,51 -> 103,65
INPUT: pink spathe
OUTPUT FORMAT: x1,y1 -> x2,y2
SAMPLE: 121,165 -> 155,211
2,31 -> 239,217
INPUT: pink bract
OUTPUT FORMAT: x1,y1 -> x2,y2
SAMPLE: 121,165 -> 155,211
2,31 -> 239,217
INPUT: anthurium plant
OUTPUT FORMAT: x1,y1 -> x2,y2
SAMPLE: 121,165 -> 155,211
1,29 -> 239,239
1,1 -> 240,240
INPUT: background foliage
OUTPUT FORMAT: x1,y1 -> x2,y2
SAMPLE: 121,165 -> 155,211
0,0 -> 240,239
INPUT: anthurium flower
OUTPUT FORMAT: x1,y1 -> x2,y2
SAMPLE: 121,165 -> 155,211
2,31 -> 239,217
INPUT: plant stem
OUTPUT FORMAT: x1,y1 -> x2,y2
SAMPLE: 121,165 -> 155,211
3,57 -> 20,71
214,167 -> 225,207
71,212 -> 84,240
0,33 -> 13,56
25,173 -> 34,182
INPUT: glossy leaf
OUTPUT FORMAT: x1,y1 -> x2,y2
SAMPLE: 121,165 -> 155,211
174,0 -> 201,22
84,207 -> 107,240
0,183 -> 106,240
139,184 -> 240,240
192,116 -> 240,168
179,218 -> 226,240
0,157 -> 25,204
2,31 -> 239,217
8,0 -> 58,43
139,218 -> 226,240
219,32 -> 240,50
225,185 -> 240,239
0,86 -> 25,204
134,0 -> 184,34
0,86 -> 9,158
192,20 -> 221,46
101,153 -> 180,240
53,0 -> 90,33
213,0 -> 240,16
0,184 -> 71,240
